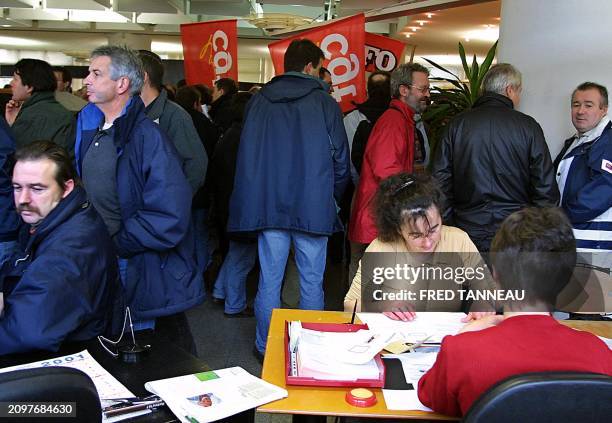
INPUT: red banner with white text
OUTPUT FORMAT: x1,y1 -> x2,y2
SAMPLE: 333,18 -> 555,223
180,20 -> 238,86
365,32 -> 406,73
268,14 -> 366,113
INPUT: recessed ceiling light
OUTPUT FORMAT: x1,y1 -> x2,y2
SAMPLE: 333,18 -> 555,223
405,33 -> 411,38
426,13 -> 433,19
410,26 -> 419,31
464,37 -> 470,42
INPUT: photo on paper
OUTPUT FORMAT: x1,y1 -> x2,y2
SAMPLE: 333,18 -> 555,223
187,392 -> 222,408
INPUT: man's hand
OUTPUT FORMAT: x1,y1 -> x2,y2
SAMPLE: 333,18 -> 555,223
5,99 -> 23,126
461,311 -> 497,322
458,314 -> 504,334
383,308 -> 417,322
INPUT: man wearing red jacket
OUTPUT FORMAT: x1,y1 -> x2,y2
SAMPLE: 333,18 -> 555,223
348,63 -> 430,282
418,207 -> 612,417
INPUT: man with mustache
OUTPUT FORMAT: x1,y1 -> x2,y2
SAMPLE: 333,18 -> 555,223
0,141 -> 120,355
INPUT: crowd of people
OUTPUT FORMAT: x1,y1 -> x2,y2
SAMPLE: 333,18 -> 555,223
0,39 -> 610,418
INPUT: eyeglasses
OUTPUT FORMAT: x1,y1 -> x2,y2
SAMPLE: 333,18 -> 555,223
410,84 -> 431,94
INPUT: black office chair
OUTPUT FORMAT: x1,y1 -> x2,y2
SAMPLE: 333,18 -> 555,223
0,366 -> 101,422
463,372 -> 612,423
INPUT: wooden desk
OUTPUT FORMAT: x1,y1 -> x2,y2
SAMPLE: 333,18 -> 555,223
561,320 -> 612,338
257,309 -> 612,420
257,309 -> 456,420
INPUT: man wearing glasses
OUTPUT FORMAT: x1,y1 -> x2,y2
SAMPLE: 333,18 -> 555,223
349,63 -> 431,282
432,63 -> 558,252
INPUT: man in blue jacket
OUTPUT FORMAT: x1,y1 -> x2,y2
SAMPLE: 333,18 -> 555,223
76,45 -> 203,353
0,118 -> 18,267
0,141 -> 120,355
555,82 -> 611,255
228,39 -> 350,357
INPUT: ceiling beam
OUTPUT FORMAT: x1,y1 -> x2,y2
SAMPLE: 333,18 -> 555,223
365,0 -> 495,22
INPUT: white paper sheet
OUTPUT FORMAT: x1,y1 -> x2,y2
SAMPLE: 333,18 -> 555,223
145,366 -> 287,423
358,312 -> 466,343
0,350 -> 148,422
382,389 -> 433,411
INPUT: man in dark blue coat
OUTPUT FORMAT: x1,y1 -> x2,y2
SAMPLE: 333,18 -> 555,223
228,39 -> 350,357
0,141 -> 119,355
0,118 -> 19,267
76,45 -> 203,353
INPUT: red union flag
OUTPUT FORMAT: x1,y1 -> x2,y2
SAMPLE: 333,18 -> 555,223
365,32 -> 406,73
268,14 -> 366,113
180,20 -> 238,86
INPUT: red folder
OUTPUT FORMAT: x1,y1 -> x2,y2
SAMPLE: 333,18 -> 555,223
284,321 -> 386,388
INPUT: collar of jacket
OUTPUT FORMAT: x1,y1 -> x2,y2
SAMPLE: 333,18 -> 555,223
144,88 -> 168,121
281,71 -> 327,88
389,98 -> 416,121
473,92 -> 514,109
23,185 -> 89,253
76,96 -> 145,160
20,91 -> 56,111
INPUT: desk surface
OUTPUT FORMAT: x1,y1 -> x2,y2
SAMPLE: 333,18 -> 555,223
257,309 -> 612,420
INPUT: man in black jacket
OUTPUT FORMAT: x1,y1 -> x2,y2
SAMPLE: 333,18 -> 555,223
432,63 -> 559,252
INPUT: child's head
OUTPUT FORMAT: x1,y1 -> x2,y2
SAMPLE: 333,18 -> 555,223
490,207 -> 577,310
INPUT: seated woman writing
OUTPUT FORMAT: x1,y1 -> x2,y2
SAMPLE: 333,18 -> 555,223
343,172 -> 495,321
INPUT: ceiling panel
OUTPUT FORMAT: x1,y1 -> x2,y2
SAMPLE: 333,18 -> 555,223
46,0 -> 105,10
115,0 -> 176,14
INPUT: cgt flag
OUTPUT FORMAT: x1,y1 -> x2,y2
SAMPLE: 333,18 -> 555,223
180,19 -> 238,86
365,32 -> 406,73
268,14 -> 366,113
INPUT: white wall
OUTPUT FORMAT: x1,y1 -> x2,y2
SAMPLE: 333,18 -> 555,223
498,0 -> 612,158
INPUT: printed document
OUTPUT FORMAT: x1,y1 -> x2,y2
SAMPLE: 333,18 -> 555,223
145,367 -> 287,422
0,350 -> 148,422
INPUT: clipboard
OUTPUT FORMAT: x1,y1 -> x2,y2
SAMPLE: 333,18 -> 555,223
283,321 -> 385,388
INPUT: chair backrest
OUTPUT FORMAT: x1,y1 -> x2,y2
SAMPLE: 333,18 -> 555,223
0,366 -> 101,422
463,372 -> 612,423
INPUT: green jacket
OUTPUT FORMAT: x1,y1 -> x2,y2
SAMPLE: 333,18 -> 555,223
12,91 -> 75,154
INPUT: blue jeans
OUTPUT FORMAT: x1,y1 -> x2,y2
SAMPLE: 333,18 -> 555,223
192,208 -> 210,273
212,241 -> 258,314
255,230 -> 328,353
0,240 -> 17,267
117,258 -> 155,331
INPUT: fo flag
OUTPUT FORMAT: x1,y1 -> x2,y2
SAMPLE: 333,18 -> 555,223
268,14 -> 366,113
180,20 -> 238,86
365,32 -> 406,73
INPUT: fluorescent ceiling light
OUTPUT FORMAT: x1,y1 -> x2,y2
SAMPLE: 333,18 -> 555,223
464,26 -> 499,42
67,9 -> 129,23
0,36 -> 45,47
151,41 -> 183,54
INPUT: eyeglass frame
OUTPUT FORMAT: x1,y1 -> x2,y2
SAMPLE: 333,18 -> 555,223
400,83 -> 431,94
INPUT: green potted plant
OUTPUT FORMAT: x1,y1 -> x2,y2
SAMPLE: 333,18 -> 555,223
422,40 -> 498,157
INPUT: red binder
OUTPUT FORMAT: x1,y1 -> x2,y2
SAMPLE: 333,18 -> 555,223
284,321 -> 386,388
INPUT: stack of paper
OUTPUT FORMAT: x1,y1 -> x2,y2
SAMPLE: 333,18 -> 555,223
289,321 -> 388,380
145,367 -> 287,423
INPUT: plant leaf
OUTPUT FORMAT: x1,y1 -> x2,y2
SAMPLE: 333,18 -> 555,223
470,54 -> 479,103
458,42 -> 470,81
421,57 -> 460,81
477,40 -> 498,87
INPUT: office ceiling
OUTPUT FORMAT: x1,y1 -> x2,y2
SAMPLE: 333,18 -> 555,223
0,0 -> 500,63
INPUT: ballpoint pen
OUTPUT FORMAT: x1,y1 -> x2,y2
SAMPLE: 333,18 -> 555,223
103,398 -> 166,418
350,300 -> 358,324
